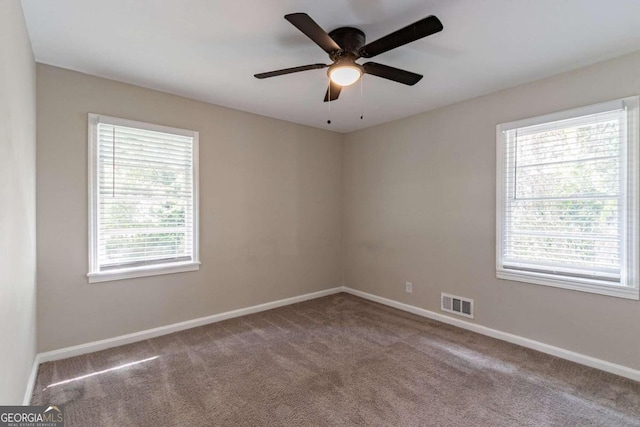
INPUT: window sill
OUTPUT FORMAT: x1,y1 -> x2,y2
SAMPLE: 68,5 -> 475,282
88,261 -> 200,283
497,269 -> 639,300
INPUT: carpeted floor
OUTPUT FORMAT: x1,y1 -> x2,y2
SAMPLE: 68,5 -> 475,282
32,293 -> 640,426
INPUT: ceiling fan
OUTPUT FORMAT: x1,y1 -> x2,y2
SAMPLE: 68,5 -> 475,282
254,13 -> 443,102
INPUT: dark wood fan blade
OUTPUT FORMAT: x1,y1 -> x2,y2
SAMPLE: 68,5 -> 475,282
359,15 -> 443,58
285,13 -> 341,54
363,62 -> 423,85
254,63 -> 328,79
323,80 -> 342,102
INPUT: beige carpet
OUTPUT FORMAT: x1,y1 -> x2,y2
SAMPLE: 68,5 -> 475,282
32,293 -> 640,426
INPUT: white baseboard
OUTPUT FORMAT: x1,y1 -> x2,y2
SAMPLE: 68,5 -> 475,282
22,354 -> 42,405
342,287 -> 640,383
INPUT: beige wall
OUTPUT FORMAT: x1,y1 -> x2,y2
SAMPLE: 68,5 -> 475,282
344,50 -> 640,371
35,46 -> 640,371
36,64 -> 343,352
0,0 -> 37,404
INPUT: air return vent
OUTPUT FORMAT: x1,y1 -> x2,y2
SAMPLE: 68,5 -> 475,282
441,293 -> 474,319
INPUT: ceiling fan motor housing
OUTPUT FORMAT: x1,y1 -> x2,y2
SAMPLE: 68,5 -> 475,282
328,27 -> 365,60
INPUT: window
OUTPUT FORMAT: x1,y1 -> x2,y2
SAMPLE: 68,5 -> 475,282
88,114 -> 199,283
496,97 -> 639,299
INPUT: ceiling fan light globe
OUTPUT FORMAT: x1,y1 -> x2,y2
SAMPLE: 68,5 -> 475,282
329,66 -> 362,86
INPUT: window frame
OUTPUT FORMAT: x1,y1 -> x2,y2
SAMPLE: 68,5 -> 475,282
87,114 -> 200,283
496,97 -> 640,300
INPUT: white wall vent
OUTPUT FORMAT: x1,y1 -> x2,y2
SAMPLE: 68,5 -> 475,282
441,293 -> 474,319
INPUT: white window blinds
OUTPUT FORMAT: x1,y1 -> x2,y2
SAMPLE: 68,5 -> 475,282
88,115 -> 199,281
497,97 -> 639,298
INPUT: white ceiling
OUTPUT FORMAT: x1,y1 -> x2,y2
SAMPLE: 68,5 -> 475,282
21,0 -> 640,133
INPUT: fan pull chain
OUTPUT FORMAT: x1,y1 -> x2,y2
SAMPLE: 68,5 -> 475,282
327,77 -> 332,125
360,76 -> 364,120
